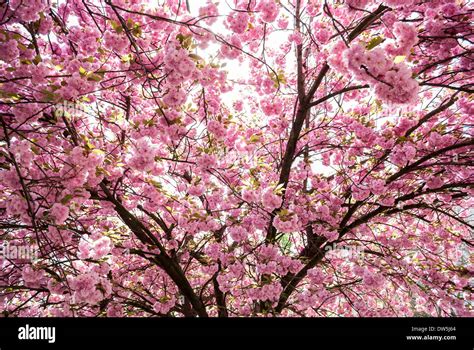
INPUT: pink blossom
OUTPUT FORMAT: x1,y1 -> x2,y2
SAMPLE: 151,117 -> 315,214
289,31 -> 303,45
227,12 -> 249,34
207,120 -> 226,139
229,226 -> 248,242
352,187 -> 370,201
188,184 -> 205,196
370,179 -> 386,195
386,22 -> 419,56
274,214 -> 299,233
426,176 -> 444,189
163,87 -> 187,107
197,154 -> 217,169
0,40 -> 19,62
257,0 -> 279,23
50,203 -> 69,225
261,187 -> 282,211
68,272 -> 104,305
22,266 -> 44,288
346,0 -> 370,9
129,137 -> 158,172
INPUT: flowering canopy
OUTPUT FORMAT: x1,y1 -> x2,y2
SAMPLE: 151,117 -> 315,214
0,0 -> 472,317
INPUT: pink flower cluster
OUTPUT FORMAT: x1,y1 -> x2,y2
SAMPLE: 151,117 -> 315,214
31,63 -> 51,85
261,187 -> 282,211
373,64 -> 419,105
390,143 -> 417,167
385,0 -> 414,7
46,226 -> 74,247
352,186 -> 371,201
220,36 -> 242,59
355,266 -> 384,288
242,189 -> 258,203
260,99 -> 283,116
346,0 -> 370,10
322,229 -> 339,242
69,26 -> 101,54
187,184 -> 205,197
207,120 -> 227,139
10,139 -> 34,167
153,296 -> 176,314
6,196 -> 29,221
227,11 -> 249,34
62,146 -> 105,189
78,235 -> 112,260
313,23 -> 331,44
288,31 -> 303,45
50,203 -> 70,225
58,72 -> 97,100
129,137 -> 158,172
247,282 -> 283,302
164,41 -> 196,84
199,1 -> 219,25
0,39 -> 19,62
425,176 -> 444,189
274,213 -> 300,233
104,30 -> 129,53
22,266 -> 45,288
386,22 -> 419,56
163,87 -> 187,107
9,0 -> 48,22
256,0 -> 279,23
307,268 -> 325,284
369,178 -> 386,195
197,153 -> 217,170
229,226 -> 248,242
344,44 -> 419,105
68,272 -> 112,305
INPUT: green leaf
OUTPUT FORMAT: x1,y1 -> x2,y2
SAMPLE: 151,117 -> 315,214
83,137 -> 95,150
131,23 -> 142,37
0,91 -> 21,99
41,90 -> 59,102
189,53 -> 203,62
144,118 -> 155,127
366,36 -> 384,50
87,73 -> 103,82
121,54 -> 134,63
279,233 -> 292,253
31,146 -> 40,155
147,179 -> 163,190
176,33 -> 193,50
95,166 -> 110,176
269,69 -> 287,87
60,194 -> 74,205
394,55 -> 406,64
249,134 -> 260,143
32,55 -> 42,65
274,183 -> 285,195
20,58 -> 32,65
17,43 -> 28,51
126,18 -> 134,29
110,20 -> 123,34
83,56 -> 95,63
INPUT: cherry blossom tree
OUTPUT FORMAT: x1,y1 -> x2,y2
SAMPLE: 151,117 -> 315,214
0,0 -> 472,317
